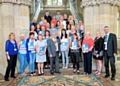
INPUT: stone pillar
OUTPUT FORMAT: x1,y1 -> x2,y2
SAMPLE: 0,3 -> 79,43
0,0 -> 31,75
118,9 -> 120,49
0,3 -> 3,73
81,0 -> 120,71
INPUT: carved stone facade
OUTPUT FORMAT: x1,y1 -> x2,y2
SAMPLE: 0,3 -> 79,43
0,0 -> 32,6
81,0 -> 120,7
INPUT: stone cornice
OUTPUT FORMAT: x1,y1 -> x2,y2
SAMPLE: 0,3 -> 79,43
0,0 -> 32,6
81,0 -> 120,7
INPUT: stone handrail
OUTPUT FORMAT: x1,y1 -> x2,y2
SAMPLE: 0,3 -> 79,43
69,0 -> 82,21
30,0 -> 42,22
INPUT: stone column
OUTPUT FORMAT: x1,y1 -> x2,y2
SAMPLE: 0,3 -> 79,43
0,3 -> 3,72
0,0 -> 32,75
118,9 -> 120,49
81,0 -> 120,71
0,3 -> 15,75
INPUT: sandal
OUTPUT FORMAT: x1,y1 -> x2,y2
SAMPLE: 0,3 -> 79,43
73,69 -> 76,73
77,70 -> 80,74
96,71 -> 101,76
94,70 -> 99,74
30,73 -> 33,76
21,73 -> 27,76
33,71 -> 36,75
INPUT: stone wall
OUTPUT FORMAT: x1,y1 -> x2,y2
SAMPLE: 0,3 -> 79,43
81,0 -> 119,38
0,0 -> 31,75
81,0 -> 120,71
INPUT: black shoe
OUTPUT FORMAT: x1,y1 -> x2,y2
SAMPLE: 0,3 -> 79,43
77,71 -> 80,74
55,71 -> 61,74
111,77 -> 115,80
104,75 -> 110,78
41,72 -> 44,75
11,76 -> 16,78
51,72 -> 54,75
38,74 -> 42,76
4,77 -> 9,81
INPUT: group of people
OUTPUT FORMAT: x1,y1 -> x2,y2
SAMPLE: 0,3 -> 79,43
4,10 -> 117,81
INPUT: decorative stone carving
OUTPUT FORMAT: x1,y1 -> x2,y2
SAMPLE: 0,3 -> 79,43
0,0 -> 32,6
81,0 -> 120,7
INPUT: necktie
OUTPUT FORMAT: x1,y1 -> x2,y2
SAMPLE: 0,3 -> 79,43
105,35 -> 108,42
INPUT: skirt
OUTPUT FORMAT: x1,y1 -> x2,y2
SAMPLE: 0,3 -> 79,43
93,55 -> 103,60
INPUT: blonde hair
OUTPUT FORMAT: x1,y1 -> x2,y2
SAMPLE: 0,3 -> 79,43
8,32 -> 15,40
96,31 -> 101,34
20,34 -> 25,37
86,31 -> 90,35
96,31 -> 101,36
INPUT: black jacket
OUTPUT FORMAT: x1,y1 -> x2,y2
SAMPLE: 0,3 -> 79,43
103,33 -> 117,56
44,15 -> 52,23
94,37 -> 104,54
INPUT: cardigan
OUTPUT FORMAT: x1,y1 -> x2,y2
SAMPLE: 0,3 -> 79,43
26,38 -> 37,62
5,40 -> 18,55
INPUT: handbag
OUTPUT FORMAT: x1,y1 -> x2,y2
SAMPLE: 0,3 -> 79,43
93,49 -> 103,57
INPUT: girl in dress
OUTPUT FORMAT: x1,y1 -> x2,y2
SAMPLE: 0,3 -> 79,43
35,34 -> 46,75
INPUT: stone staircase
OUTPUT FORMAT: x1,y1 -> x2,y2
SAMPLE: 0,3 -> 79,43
37,10 -> 72,23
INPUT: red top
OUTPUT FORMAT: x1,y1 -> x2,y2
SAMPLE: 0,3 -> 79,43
82,38 -> 94,51
51,20 -> 57,26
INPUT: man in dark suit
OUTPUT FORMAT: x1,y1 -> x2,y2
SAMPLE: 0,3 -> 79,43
44,11 -> 52,24
103,26 -> 117,80
47,32 -> 61,75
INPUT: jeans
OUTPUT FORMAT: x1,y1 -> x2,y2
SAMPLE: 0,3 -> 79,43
5,54 -> 17,79
29,52 -> 36,73
18,53 -> 28,74
61,50 -> 69,67
49,52 -> 59,72
83,52 -> 92,74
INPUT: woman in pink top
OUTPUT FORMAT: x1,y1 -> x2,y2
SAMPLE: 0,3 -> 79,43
82,32 -> 94,75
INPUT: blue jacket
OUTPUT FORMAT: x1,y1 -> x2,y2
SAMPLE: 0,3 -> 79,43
26,38 -> 37,62
5,40 -> 18,55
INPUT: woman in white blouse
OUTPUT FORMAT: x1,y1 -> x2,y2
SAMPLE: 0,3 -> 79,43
59,16 -> 66,29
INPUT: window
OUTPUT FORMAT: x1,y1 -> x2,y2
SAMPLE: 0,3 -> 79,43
47,0 -> 62,6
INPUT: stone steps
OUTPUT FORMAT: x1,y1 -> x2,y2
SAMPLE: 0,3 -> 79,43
37,10 -> 72,23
